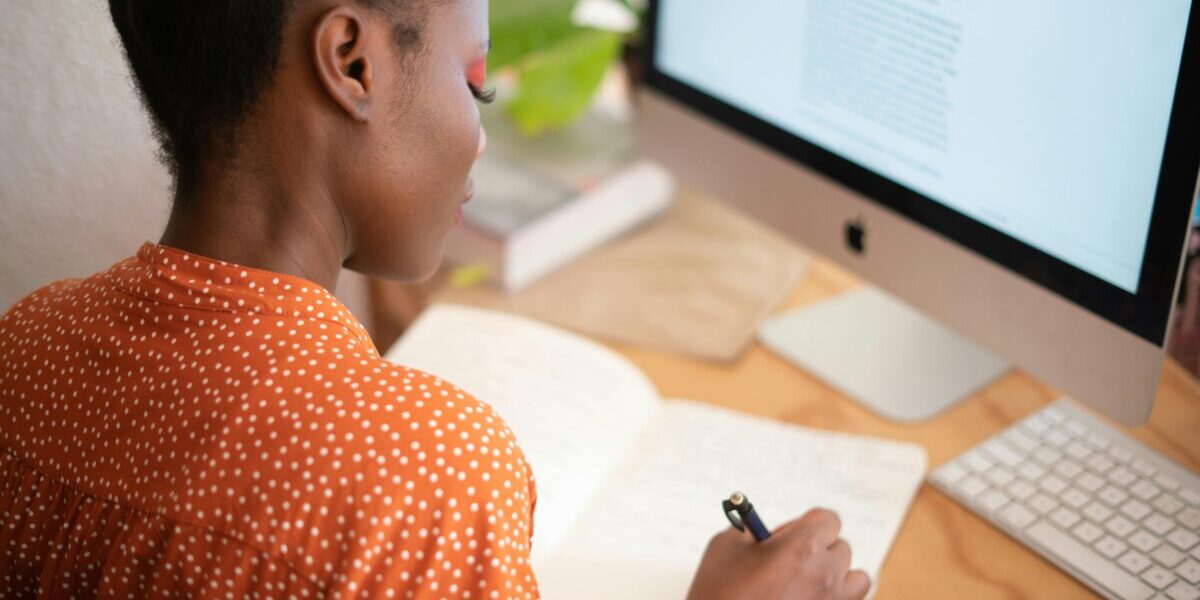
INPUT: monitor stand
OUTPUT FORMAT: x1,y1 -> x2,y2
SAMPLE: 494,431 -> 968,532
758,287 -> 1011,422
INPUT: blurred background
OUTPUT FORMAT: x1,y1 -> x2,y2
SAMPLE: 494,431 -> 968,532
0,0 -> 645,343
0,2 -> 177,316
2,0 -> 1198,376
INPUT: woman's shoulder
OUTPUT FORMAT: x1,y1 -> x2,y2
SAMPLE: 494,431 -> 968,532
226,354 -> 528,492
321,357 -> 523,461
196,357 -> 536,588
0,270 -> 114,322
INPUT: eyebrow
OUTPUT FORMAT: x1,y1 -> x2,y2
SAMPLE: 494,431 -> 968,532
479,39 -> 492,54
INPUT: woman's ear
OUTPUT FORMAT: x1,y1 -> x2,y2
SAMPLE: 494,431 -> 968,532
312,6 -> 374,121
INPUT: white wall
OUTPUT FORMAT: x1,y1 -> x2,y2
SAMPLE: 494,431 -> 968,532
0,0 -> 371,330
0,0 -> 170,308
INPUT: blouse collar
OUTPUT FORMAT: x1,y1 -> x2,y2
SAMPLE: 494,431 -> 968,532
106,242 -> 376,351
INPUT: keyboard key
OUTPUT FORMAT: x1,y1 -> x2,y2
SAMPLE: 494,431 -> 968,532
1060,487 -> 1090,509
1066,441 -> 1093,460
1072,521 -> 1104,544
1101,486 -> 1131,507
1107,515 -> 1138,537
1156,473 -> 1181,492
1141,565 -> 1176,590
932,462 -> 968,486
1153,544 -> 1187,569
1131,529 -> 1165,553
1007,479 -> 1037,501
1144,513 -> 1177,537
962,451 -> 994,473
1040,475 -> 1068,495
1167,530 -> 1199,552
1095,535 -> 1128,559
1153,494 -> 1185,516
1111,467 -> 1139,487
1178,558 -> 1200,584
1123,499 -> 1153,521
1084,501 -> 1113,524
1165,580 -> 1199,600
1179,508 -> 1200,530
1051,507 -> 1082,530
1027,521 -> 1154,598
1024,416 -> 1050,434
1043,407 -> 1066,423
999,503 -> 1037,530
976,489 -> 1009,514
1131,459 -> 1157,478
1088,454 -> 1116,474
956,476 -> 988,499
1077,472 -> 1106,493
1180,487 -> 1200,507
1110,445 -> 1135,463
986,468 -> 1015,488
1065,420 -> 1088,436
1004,428 -> 1039,452
1119,549 -> 1153,575
1132,479 -> 1164,502
1055,461 -> 1084,480
1046,430 -> 1071,447
1031,493 -> 1060,515
1035,447 -> 1064,467
1020,462 -> 1047,481
983,439 -> 1024,468
1086,431 -> 1111,449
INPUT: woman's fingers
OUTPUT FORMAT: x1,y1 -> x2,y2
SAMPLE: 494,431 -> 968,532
840,569 -> 871,600
788,508 -> 841,547
827,538 -> 852,575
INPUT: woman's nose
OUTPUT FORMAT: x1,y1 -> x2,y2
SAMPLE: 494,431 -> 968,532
476,125 -> 487,159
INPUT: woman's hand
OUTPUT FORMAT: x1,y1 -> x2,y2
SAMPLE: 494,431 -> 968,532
685,508 -> 870,600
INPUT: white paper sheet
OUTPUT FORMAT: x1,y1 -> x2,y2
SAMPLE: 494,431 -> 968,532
539,401 -> 927,599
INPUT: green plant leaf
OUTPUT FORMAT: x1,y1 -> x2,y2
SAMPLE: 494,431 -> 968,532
505,29 -> 622,136
489,0 -> 581,71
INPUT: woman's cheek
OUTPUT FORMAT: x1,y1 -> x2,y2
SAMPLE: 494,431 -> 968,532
454,104 -> 482,171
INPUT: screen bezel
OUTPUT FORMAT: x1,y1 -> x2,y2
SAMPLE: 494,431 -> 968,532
642,1 -> 1200,345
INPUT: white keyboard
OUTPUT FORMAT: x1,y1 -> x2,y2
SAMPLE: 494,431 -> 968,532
929,399 -> 1200,600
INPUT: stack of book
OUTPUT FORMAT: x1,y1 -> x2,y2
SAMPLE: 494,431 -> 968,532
446,102 -> 674,291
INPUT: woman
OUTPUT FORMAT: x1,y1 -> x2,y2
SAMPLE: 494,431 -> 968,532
0,0 -> 869,597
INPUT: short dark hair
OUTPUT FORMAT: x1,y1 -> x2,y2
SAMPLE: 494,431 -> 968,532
108,0 -> 422,191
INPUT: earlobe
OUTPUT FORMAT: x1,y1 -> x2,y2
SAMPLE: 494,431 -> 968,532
313,7 -> 373,121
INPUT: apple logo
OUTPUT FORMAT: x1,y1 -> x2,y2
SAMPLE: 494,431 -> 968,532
845,218 -> 866,255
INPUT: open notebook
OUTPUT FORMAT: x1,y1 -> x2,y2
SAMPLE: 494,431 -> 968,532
385,304 -> 927,598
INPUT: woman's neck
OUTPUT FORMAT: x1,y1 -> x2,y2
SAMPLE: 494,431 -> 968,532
159,159 -> 349,292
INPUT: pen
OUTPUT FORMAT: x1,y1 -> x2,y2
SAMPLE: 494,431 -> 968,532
723,491 -> 771,541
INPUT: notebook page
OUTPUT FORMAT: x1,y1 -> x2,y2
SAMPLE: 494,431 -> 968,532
384,304 -> 660,563
538,400 -> 927,599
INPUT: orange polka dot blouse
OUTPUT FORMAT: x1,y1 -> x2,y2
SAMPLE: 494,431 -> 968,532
0,243 -> 539,598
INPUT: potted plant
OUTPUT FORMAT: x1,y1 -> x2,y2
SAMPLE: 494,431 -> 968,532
489,0 -> 644,136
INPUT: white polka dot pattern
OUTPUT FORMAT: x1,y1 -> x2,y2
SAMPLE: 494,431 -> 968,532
0,243 -> 539,598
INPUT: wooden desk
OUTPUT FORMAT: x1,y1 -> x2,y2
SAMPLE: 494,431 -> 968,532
596,257 -> 1200,599
370,252 -> 1200,598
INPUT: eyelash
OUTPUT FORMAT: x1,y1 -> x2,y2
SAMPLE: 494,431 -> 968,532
469,83 -> 495,105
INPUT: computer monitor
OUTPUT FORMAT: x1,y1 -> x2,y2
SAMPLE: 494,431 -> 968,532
638,1 -> 1200,423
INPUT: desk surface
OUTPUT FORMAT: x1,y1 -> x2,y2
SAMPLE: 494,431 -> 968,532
597,257 -> 1200,599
